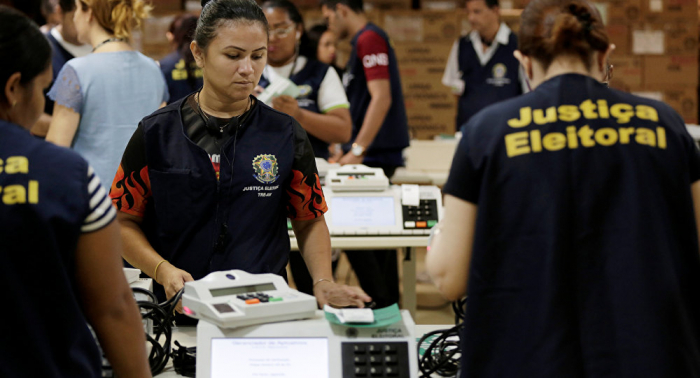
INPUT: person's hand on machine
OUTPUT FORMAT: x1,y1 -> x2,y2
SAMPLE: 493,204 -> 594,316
156,262 -> 194,313
313,280 -> 372,308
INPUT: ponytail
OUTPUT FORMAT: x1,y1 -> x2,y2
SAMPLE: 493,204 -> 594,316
518,0 -> 609,70
82,0 -> 152,40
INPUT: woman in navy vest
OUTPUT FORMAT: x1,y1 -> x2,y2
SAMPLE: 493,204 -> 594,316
427,0 -> 700,377
159,14 -> 203,104
0,6 -> 150,377
110,0 -> 369,311
258,0 -> 352,160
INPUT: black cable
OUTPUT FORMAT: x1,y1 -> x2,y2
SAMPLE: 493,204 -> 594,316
416,297 -> 467,377
172,340 -> 197,377
132,287 -> 184,376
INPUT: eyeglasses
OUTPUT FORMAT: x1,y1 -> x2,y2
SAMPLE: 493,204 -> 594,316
269,23 -> 296,39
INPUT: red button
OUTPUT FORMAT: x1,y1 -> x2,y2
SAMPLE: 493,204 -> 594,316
245,299 -> 260,305
416,221 -> 427,228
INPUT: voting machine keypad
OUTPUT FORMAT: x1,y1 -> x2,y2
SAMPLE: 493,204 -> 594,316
402,199 -> 438,230
342,341 -> 410,377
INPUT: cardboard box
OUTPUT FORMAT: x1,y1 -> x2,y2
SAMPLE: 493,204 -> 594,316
149,0 -> 183,15
631,23 -> 698,55
383,10 -> 461,42
394,42 -> 452,66
641,0 -> 698,21
364,0 -> 412,10
643,55 -> 698,86
633,87 -> 698,123
608,55 -> 643,91
406,106 -> 457,140
606,24 -> 630,55
593,0 -> 642,25
402,79 -> 455,103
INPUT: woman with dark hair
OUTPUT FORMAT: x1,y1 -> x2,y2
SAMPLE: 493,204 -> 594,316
427,0 -> 700,376
160,13 -> 203,103
0,6 -> 151,378
259,0 -> 351,160
110,0 -> 369,311
307,23 -> 339,69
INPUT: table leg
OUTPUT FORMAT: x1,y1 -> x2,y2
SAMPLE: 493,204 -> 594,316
402,247 -> 417,319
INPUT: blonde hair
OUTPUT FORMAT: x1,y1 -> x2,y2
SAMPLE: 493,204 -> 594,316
78,0 -> 152,40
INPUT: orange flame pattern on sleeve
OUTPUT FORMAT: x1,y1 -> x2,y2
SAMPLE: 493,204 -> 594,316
109,164 -> 151,217
286,169 -> 328,221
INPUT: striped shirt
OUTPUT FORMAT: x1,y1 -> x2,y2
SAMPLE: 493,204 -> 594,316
82,166 -> 116,233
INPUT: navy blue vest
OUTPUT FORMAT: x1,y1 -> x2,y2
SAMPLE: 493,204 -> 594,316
44,31 -> 76,115
457,32 -> 522,127
0,120 -> 101,377
160,51 -> 203,104
139,99 -> 299,300
343,23 -> 410,162
259,58 -> 330,159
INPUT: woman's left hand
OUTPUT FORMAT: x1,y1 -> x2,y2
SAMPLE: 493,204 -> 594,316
271,95 -> 302,119
313,281 -> 372,308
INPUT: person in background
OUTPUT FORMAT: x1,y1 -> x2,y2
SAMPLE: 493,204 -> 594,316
259,0 -> 352,295
0,6 -> 151,378
442,0 -> 528,128
111,0 -> 369,312
307,23 -> 340,71
322,0 -> 410,308
307,23 -> 345,161
259,0 -> 351,160
160,13 -> 203,104
427,0 -> 700,376
39,0 -> 60,33
32,0 -> 92,138
46,0 -> 167,185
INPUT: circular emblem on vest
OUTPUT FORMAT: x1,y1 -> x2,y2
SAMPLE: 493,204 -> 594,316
493,63 -> 507,79
298,85 -> 312,97
252,154 -> 280,184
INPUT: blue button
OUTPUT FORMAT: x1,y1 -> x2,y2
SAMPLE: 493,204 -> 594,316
226,274 -> 236,280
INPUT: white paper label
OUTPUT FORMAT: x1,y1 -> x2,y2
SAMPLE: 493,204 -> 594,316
401,184 -> 421,207
632,30 -> 664,54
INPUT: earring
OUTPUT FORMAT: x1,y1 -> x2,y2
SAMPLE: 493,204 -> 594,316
11,101 -> 16,108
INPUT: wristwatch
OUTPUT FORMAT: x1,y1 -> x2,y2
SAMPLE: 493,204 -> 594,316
351,143 -> 366,157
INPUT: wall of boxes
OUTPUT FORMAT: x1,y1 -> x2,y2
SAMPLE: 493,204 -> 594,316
138,0 -> 700,139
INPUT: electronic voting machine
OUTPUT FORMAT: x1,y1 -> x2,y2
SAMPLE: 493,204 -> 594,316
181,270 -> 317,328
184,269 -> 419,378
321,164 -> 443,236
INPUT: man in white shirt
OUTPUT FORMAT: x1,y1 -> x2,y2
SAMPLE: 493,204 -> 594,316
442,0 -> 528,128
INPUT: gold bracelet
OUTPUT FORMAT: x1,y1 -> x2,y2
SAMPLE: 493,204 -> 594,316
153,260 -> 167,283
313,278 -> 334,287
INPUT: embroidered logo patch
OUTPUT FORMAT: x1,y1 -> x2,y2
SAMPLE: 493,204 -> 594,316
493,63 -> 507,79
298,84 -> 312,97
252,154 -> 279,184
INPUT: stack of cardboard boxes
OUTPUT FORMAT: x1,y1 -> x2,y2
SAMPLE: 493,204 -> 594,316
383,10 -> 460,139
596,0 -> 698,123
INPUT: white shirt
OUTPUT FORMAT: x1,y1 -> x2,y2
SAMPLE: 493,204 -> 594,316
263,56 -> 350,113
442,23 -> 529,95
50,27 -> 92,58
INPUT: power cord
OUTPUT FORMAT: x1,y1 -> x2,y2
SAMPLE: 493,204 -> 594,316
417,297 -> 467,377
172,340 -> 197,377
132,287 -> 184,376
